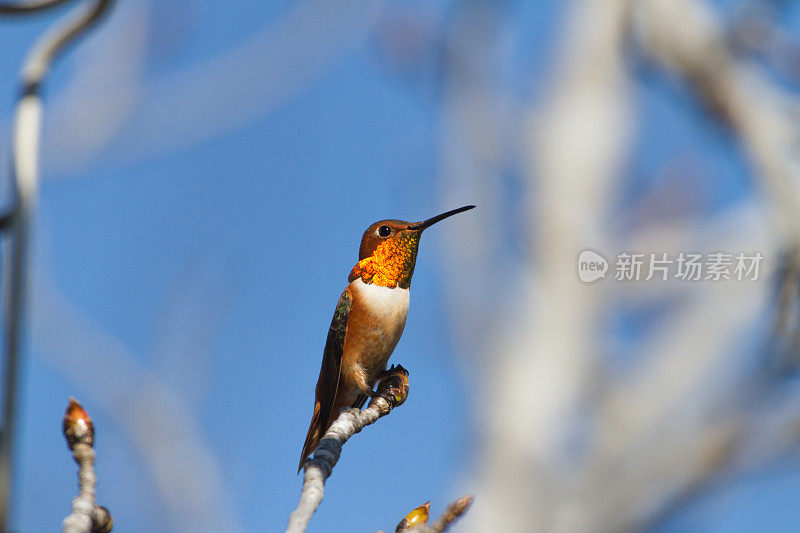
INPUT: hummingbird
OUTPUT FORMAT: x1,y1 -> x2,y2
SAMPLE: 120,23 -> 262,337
298,205 -> 476,472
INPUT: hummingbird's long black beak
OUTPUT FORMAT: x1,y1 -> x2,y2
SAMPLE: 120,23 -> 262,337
407,205 -> 475,231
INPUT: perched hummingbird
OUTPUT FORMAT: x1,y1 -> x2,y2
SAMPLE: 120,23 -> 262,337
299,205 -> 475,472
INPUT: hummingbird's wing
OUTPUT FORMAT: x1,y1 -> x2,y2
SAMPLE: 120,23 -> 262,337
316,288 -> 352,430
298,287 -> 352,472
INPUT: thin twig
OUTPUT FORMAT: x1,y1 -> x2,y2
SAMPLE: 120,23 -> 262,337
467,1 -> 633,530
33,272 -> 245,531
0,1 -> 115,529
286,367 -> 409,533
418,495 -> 473,533
62,443 -> 96,533
634,0 -> 800,244
61,397 -> 113,533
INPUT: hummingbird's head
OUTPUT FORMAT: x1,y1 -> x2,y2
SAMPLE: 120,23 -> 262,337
348,205 -> 475,289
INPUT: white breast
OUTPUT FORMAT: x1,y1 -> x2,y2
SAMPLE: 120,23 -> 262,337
351,278 -> 410,322
348,278 -> 410,383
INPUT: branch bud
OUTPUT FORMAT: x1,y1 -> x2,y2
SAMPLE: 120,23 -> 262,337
91,505 -> 113,533
395,501 -> 429,532
63,397 -> 94,450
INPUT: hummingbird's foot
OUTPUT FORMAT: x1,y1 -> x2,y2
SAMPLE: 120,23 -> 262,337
369,364 -> 409,396
374,364 -> 409,383
370,364 -> 410,407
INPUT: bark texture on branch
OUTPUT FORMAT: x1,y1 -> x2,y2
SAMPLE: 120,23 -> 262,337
62,443 -> 96,533
286,367 -> 409,533
61,397 -> 113,533
420,495 -> 473,533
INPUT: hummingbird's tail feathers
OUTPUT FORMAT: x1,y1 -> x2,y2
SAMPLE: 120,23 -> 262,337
298,401 -> 322,474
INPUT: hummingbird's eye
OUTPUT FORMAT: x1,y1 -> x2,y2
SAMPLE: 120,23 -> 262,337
377,225 -> 392,238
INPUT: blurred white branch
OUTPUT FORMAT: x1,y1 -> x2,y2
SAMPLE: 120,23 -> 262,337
633,0 -> 800,245
26,0 -> 384,177
438,1 -> 514,362
445,0 -> 800,530
468,1 -> 633,530
31,272 -> 245,532
0,2 -> 113,529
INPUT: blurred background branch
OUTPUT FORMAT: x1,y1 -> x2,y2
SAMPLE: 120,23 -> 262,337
2,0 -> 800,530
0,0 -> 70,15
0,1 -> 113,530
447,0 -> 800,530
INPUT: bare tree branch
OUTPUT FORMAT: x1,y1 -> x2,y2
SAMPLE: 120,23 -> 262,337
634,0 -> 800,246
286,367 -> 409,533
633,0 -> 800,368
0,2 -> 114,529
31,267 -> 245,531
468,1 -> 633,530
30,0 -> 381,178
455,0 -> 800,530
391,495 -> 473,533
61,397 -> 113,533
421,495 -> 473,533
0,0 -> 70,14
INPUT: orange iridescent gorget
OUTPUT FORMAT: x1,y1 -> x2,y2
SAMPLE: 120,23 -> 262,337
348,231 -> 420,289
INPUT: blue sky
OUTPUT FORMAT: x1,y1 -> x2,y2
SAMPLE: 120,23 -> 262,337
3,2 -> 467,531
1,1 -> 800,531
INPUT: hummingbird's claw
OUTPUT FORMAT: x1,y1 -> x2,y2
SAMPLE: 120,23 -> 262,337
375,364 -> 408,383
372,365 -> 410,407
390,364 -> 409,376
